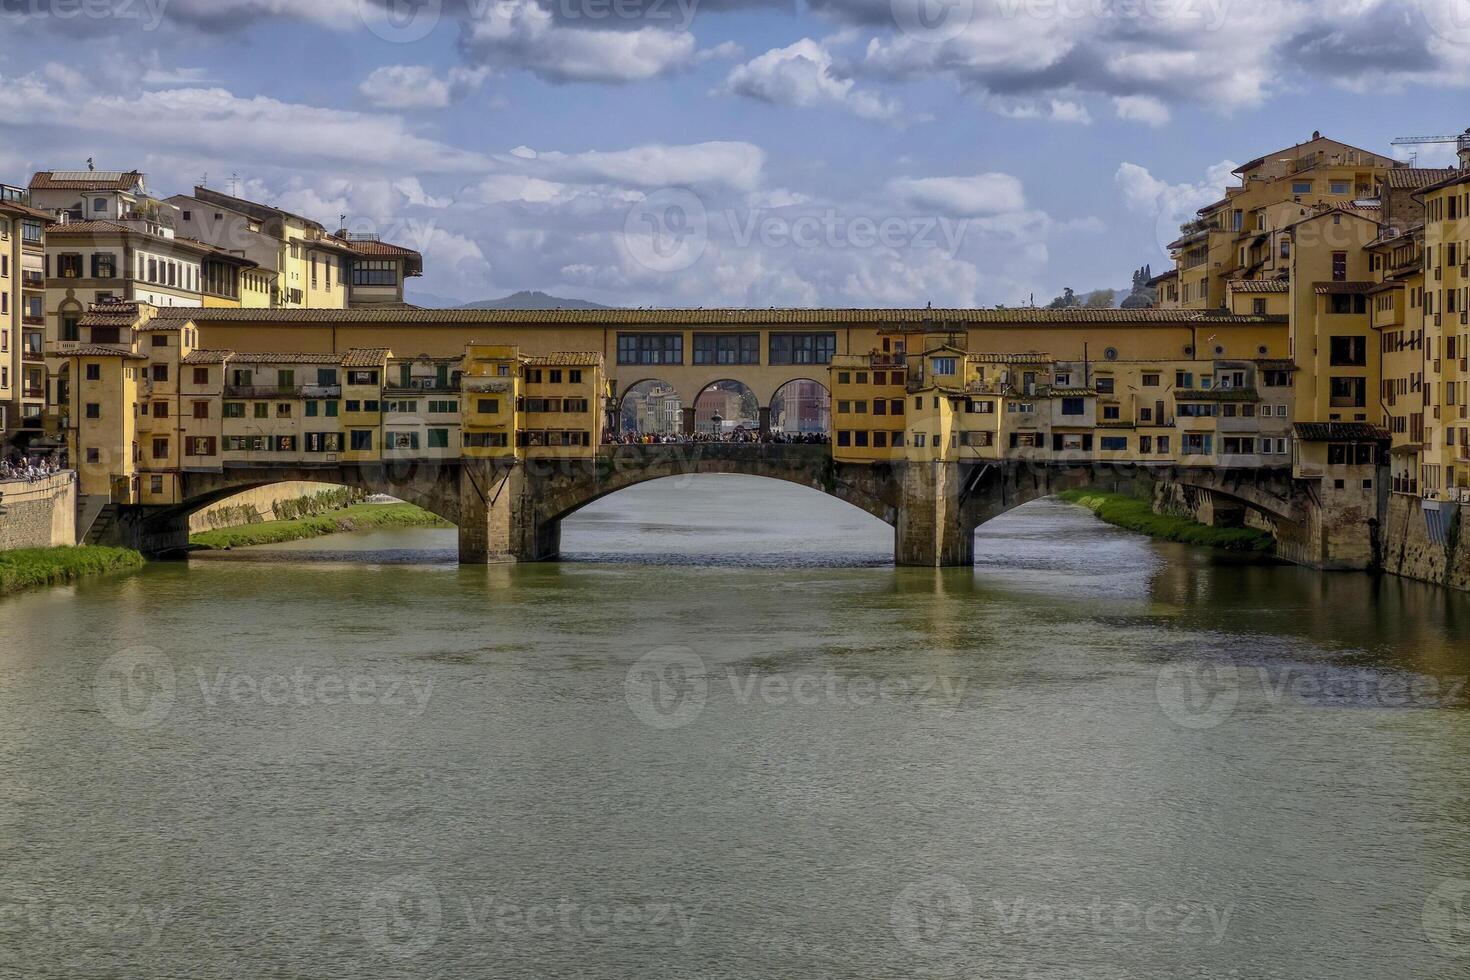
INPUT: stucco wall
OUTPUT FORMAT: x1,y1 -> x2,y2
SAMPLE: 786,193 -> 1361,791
0,473 -> 77,550
188,482 -> 346,532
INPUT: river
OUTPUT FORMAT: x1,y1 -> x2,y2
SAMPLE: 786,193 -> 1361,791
3,475 -> 1469,978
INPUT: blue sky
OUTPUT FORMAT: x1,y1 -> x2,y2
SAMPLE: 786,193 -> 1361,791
2,0 -> 1469,306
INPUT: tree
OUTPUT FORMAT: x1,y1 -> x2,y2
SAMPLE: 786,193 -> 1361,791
1046,287 -> 1079,309
1083,289 -> 1116,309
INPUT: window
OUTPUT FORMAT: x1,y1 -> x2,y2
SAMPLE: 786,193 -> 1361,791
193,368 -> 210,384
188,437 -> 217,456
931,357 -> 958,376
85,403 -> 100,419
387,431 -> 420,451
85,364 -> 101,381
1329,294 -> 1367,315
1095,377 -> 1114,394
58,254 -> 83,278
193,401 -> 209,419
1330,376 -> 1367,408
1176,372 -> 1194,389
1292,181 -> 1312,194
152,402 -> 169,419
769,333 -> 837,365
1254,298 -> 1267,316
1061,398 -> 1085,416
152,438 -> 169,459
325,401 -> 339,417
1100,437 -> 1128,451
152,364 -> 169,382
91,253 -> 116,279
254,403 -> 269,419
1332,252 -> 1348,281
617,333 -> 684,365
693,334 -> 760,365
223,402 -> 245,418
1142,373 -> 1160,387
1330,181 -> 1351,195
276,403 -> 292,419
1330,336 -> 1367,366
1103,405 -> 1120,420
306,432 -> 344,453
352,260 -> 398,286
429,400 -> 458,414
350,430 -> 374,451
428,428 -> 450,449
478,398 -> 500,414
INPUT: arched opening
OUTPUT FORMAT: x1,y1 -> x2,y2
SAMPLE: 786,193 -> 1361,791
692,380 -> 759,436
560,474 -> 892,565
770,379 -> 831,436
619,379 -> 682,436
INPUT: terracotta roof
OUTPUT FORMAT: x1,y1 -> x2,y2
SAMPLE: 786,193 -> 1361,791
1294,422 -> 1390,441
1284,204 -> 1382,231
341,238 -> 422,259
0,199 -> 56,221
47,221 -> 217,254
54,344 -> 146,359
1229,279 -> 1289,293
1255,359 -> 1297,371
1415,170 -> 1470,195
523,352 -> 603,366
341,348 -> 391,367
1384,168 -> 1461,190
224,351 -> 345,364
1314,282 -> 1376,294
149,307 -> 1279,326
1145,269 -> 1179,286
29,170 -> 144,191
1048,387 -> 1097,397
78,312 -> 138,329
181,350 -> 232,365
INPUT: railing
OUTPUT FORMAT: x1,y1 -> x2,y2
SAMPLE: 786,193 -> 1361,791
21,271 -> 43,288
383,384 -> 459,396
22,314 -> 44,327
224,385 -> 304,399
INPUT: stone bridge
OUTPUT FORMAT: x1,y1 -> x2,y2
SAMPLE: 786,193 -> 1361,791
106,446 -> 1338,568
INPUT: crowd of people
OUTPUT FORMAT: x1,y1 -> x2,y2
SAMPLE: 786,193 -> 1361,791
605,429 -> 831,446
0,454 -> 66,483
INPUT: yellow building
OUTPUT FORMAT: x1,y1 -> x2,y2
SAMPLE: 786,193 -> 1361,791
0,185 -> 54,443
1416,170 -> 1470,498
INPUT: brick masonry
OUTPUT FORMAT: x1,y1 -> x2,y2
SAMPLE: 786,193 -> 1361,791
0,474 -> 77,551
1381,494 -> 1470,592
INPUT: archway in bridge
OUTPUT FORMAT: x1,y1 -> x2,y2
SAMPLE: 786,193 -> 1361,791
559,473 -> 892,564
692,380 -> 760,435
618,379 -> 683,436
769,379 -> 831,436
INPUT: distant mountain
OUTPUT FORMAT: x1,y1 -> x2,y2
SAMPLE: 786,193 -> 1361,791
463,291 -> 614,310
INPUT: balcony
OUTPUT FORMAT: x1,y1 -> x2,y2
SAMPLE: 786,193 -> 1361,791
383,383 -> 458,396
21,271 -> 44,289
224,385 -> 305,399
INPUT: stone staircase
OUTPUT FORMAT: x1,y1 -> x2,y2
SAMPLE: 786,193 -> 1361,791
77,496 -> 116,546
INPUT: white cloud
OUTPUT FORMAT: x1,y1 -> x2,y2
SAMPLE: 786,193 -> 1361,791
1115,159 -> 1239,256
358,64 -> 490,110
459,0 -> 697,83
887,174 -> 1027,217
510,141 -> 766,191
722,38 -> 902,122
0,66 -> 491,174
1113,95 -> 1171,127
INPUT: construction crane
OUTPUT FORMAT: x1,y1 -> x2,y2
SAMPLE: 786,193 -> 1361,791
1391,129 -> 1470,166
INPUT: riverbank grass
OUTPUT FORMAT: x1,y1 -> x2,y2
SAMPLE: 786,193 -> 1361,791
1056,490 -> 1276,555
190,502 -> 450,550
0,546 -> 146,596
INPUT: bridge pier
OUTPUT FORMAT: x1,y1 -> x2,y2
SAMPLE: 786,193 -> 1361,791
457,460 -> 561,564
894,461 -> 975,567
98,506 -> 191,558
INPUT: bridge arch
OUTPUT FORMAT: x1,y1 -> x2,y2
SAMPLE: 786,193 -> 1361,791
770,378 -> 831,435
691,379 -> 761,434
617,378 -> 683,435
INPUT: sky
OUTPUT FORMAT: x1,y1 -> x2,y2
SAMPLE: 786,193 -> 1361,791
2,0 -> 1470,307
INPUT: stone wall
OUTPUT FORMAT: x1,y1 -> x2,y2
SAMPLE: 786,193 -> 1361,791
0,473 -> 77,550
187,482 -> 347,533
1380,494 -> 1470,592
